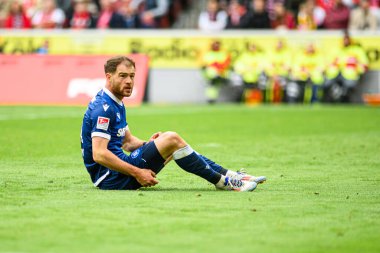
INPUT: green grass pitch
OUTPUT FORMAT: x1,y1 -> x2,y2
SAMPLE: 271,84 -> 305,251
0,105 -> 379,253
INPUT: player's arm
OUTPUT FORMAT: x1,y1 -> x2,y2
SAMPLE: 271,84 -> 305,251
122,130 -> 162,152
92,136 -> 158,187
122,129 -> 145,152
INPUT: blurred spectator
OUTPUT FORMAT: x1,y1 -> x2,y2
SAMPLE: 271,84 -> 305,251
323,0 -> 350,29
4,0 -> 32,29
218,0 -> 228,11
114,0 -> 141,28
56,0 -> 72,13
271,0 -> 296,29
370,0 -> 380,22
226,0 -> 251,28
297,0 -> 317,30
31,0 -> 66,28
248,0 -> 271,29
265,39 -> 292,102
198,0 -> 228,31
97,0 -> 126,28
67,0 -> 96,29
342,0 -> 355,8
349,0 -> 378,30
289,43 -> 325,103
324,32 -> 369,102
166,0 -> 190,24
201,40 -> 231,103
135,0 -> 169,28
232,42 -> 268,102
22,0 -> 40,19
266,0 -> 284,20
313,1 -> 326,27
316,0 -> 335,10
91,0 -> 101,12
0,0 -> 10,27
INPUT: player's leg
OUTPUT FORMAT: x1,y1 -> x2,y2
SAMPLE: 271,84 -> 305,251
152,131 -> 266,184
151,132 -> 228,176
165,147 -> 264,183
95,143 -> 165,190
109,142 -> 167,190
198,154 -> 266,184
97,169 -> 141,190
111,139 -> 217,190
139,141 -> 166,174
310,84 -> 319,103
153,131 -> 258,191
197,154 -> 228,175
341,78 -> 357,103
154,131 -> 221,184
145,148 -> 230,176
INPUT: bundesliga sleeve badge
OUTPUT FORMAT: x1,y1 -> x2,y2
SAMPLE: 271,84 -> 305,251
96,116 -> 110,131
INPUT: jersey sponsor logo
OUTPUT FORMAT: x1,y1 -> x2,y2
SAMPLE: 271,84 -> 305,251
96,116 -> 110,130
117,126 -> 128,137
103,103 -> 109,112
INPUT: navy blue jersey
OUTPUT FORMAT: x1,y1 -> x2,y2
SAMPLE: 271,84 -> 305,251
81,88 -> 129,186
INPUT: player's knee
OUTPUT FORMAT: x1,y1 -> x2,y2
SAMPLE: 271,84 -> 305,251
163,131 -> 186,148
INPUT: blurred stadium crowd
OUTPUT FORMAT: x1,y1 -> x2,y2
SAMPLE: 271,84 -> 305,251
199,0 -> 379,30
0,0 -> 378,30
201,32 -> 369,104
0,0 -> 192,29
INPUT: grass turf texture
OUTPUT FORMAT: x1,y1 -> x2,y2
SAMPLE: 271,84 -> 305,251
0,105 -> 379,253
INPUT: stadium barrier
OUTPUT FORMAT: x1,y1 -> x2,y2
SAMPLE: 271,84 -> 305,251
0,30 -> 379,104
0,54 -> 149,105
1,30 -> 380,69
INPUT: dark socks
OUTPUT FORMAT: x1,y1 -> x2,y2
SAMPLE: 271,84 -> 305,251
173,146 -> 221,184
198,154 -> 228,175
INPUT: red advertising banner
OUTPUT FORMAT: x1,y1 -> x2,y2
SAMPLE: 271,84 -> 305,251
0,55 -> 149,106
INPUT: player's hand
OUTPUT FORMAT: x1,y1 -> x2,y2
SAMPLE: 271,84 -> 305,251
149,132 -> 162,142
136,169 -> 159,187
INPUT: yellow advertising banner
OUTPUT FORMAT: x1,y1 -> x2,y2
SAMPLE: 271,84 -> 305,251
1,33 -> 379,69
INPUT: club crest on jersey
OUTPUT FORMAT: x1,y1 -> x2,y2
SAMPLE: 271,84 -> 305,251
131,149 -> 140,159
96,116 -> 110,130
116,113 -> 120,119
103,103 -> 109,112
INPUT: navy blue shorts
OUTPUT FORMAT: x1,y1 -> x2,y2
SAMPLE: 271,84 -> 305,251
97,141 -> 165,190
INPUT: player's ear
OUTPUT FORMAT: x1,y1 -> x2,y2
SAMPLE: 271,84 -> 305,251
105,72 -> 112,81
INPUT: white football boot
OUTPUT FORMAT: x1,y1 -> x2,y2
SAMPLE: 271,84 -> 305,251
230,168 -> 267,184
216,176 -> 258,192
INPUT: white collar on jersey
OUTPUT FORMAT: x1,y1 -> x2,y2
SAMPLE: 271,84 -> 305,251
103,88 -> 123,106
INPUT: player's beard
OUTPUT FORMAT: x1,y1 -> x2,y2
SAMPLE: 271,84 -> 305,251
110,79 -> 133,99
120,81 -> 133,97
118,84 -> 133,98
122,87 -> 133,97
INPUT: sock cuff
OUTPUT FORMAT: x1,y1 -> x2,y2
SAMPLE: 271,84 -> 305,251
226,170 -> 237,178
173,145 -> 194,160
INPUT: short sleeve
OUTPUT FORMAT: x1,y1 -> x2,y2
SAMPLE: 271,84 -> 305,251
90,105 -> 115,140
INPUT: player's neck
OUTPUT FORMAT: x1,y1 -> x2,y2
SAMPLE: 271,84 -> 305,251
103,87 -> 123,105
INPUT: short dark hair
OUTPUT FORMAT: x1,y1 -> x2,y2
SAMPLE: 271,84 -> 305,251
104,56 -> 135,74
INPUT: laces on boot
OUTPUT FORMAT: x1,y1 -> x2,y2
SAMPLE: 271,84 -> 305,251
226,176 -> 244,190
